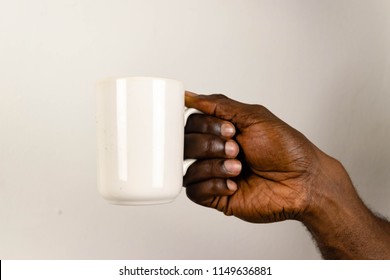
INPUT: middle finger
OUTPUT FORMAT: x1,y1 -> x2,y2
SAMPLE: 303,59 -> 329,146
184,134 -> 240,159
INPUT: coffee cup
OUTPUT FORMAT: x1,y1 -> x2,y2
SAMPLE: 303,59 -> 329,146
96,76 -> 198,205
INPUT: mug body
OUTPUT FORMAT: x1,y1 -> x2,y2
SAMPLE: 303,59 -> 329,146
96,77 -> 184,205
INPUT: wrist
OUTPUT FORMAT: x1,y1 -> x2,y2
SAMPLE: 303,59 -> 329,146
302,151 -> 359,225
299,151 -> 359,250
300,150 -> 390,259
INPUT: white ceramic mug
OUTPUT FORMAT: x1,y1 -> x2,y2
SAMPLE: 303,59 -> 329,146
96,76 -> 198,205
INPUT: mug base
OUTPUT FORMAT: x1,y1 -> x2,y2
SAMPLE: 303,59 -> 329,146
104,198 -> 174,206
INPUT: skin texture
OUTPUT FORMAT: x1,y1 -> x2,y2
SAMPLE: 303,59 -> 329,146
184,92 -> 390,260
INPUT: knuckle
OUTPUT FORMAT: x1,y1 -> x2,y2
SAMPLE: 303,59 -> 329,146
210,93 -> 228,100
212,159 -> 226,176
210,178 -> 225,192
251,104 -> 274,119
204,136 -> 224,155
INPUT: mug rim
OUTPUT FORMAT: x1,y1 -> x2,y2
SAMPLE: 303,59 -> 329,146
96,76 -> 182,85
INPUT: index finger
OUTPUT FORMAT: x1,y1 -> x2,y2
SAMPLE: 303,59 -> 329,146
185,114 -> 236,139
185,91 -> 245,123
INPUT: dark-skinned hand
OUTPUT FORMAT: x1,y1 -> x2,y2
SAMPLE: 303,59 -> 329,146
184,92 -> 326,223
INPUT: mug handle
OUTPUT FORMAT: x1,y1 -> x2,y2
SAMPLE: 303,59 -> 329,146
183,108 -> 203,176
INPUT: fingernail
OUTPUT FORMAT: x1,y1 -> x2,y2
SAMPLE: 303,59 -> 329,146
185,91 -> 198,97
221,123 -> 235,137
225,141 -> 238,157
224,160 -> 242,174
226,179 -> 238,191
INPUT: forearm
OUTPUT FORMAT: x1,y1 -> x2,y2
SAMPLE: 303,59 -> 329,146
301,153 -> 390,259
306,202 -> 390,259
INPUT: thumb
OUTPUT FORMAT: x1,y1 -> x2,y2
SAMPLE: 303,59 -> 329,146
185,92 -> 249,126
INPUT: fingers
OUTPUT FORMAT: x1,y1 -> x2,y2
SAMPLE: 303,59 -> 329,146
184,92 -> 244,212
185,91 -> 276,130
185,114 -> 235,138
185,91 -> 246,124
185,113 -> 238,158
186,179 -> 238,206
184,134 -> 239,159
183,159 -> 241,186
184,159 -> 241,213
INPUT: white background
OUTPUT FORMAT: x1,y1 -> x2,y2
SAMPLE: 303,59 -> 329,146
0,0 -> 389,259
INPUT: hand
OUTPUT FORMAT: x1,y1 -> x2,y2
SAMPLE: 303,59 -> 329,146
184,92 -> 328,223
